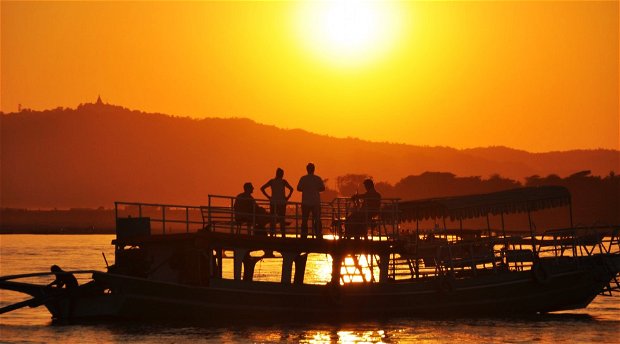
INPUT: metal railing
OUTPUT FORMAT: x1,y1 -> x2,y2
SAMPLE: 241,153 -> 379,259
114,196 -> 401,240
391,225 -> 620,280
114,201 -> 204,235
204,195 -> 401,240
329,197 -> 400,240
113,200 -> 618,277
537,225 -> 620,257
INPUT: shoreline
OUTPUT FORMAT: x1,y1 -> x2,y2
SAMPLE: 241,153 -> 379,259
0,228 -> 115,235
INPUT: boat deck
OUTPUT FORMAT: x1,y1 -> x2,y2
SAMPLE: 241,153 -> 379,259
111,195 -> 619,290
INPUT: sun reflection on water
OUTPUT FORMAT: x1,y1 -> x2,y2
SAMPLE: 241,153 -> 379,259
308,254 -> 380,285
298,330 -> 388,344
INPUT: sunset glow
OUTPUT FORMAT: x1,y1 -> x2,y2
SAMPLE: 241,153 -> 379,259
296,0 -> 405,68
1,1 -> 618,152
1,1 -> 619,339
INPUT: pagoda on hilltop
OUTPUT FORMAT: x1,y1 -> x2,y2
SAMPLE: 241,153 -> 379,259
77,94 -> 112,111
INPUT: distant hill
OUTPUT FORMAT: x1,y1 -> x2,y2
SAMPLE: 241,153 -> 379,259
1,102 -> 618,208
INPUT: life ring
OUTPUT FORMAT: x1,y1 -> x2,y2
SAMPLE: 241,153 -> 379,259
531,263 -> 551,284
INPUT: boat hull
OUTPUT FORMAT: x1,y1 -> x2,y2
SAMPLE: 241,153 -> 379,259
82,254 -> 618,321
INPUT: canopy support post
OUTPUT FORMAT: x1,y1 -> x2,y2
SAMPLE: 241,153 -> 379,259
486,214 -> 491,237
569,201 -> 574,228
501,211 -> 507,248
527,207 -> 536,254
416,219 -> 419,246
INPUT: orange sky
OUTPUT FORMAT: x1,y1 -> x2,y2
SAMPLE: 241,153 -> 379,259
1,1 -> 618,152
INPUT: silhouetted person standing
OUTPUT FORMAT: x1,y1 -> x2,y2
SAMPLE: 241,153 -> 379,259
296,163 -> 325,239
261,168 -> 293,237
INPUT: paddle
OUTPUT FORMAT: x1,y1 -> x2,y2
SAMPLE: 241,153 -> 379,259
0,296 -> 49,314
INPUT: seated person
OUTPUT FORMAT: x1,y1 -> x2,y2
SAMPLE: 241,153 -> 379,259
234,182 -> 269,234
345,179 -> 382,239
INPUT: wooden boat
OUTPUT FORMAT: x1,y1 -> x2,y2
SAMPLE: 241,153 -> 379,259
2,186 -> 619,321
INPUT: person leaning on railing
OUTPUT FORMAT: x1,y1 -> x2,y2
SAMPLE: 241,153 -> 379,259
345,179 -> 382,240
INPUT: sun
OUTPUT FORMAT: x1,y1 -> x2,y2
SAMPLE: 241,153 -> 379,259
296,0 -> 404,68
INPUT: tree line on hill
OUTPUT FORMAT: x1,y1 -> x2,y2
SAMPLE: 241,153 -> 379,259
1,170 -> 617,233
334,170 -> 619,225
2,101 -> 618,209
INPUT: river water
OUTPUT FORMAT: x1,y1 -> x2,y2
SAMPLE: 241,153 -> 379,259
0,235 -> 618,343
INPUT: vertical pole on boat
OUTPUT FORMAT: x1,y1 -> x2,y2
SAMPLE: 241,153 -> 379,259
337,199 -> 341,239
501,212 -> 505,235
114,202 -> 120,256
139,204 -> 142,218
208,196 -> 213,232
162,206 -> 166,235
568,200 -> 574,228
186,207 -> 190,233
394,200 -> 399,239
205,247 -> 212,286
228,197 -> 234,233
501,211 -> 507,247
252,203 -> 256,235
414,225 -> 420,279
295,203 -> 299,238
331,253 -> 343,285
281,253 -> 295,284
527,205 -> 536,254
459,217 -> 463,241
486,214 -> 491,237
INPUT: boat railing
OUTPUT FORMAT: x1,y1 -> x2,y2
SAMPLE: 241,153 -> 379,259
114,201 -> 205,235
114,198 -> 398,239
203,195 -> 401,240
377,236 -> 511,281
204,194 -> 290,235
329,197 -> 400,240
422,238 -> 501,277
401,225 -> 619,279
536,225 -> 620,258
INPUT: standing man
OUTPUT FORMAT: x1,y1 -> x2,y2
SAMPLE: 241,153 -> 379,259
261,168 -> 294,237
296,163 -> 325,239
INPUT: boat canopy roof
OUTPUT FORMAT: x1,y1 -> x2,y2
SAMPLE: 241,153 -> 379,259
399,186 -> 571,222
